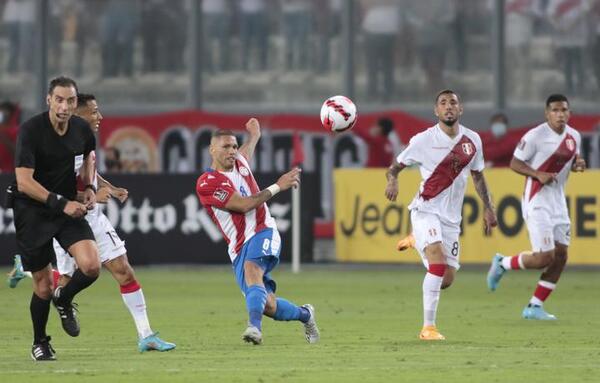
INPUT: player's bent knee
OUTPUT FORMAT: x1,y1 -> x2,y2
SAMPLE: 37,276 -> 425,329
441,269 -> 455,289
538,251 -> 555,267
264,295 -> 277,316
243,260 -> 264,285
32,275 -> 53,298
78,261 -> 101,277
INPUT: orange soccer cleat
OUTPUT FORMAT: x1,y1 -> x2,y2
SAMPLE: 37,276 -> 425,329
419,325 -> 446,341
396,233 -> 416,252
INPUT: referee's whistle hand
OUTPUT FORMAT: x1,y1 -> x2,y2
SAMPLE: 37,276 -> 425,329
64,201 -> 88,218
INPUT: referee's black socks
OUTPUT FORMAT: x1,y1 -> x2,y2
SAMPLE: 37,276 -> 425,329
57,269 -> 98,305
30,293 -> 51,343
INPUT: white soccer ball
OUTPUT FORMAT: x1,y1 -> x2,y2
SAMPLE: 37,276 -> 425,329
320,95 -> 357,133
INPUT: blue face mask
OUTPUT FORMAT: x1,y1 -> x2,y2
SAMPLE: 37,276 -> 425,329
491,122 -> 507,138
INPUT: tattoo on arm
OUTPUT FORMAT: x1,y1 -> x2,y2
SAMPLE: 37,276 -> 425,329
472,171 -> 493,209
386,162 -> 405,182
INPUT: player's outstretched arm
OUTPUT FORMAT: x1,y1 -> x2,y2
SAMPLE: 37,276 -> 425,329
510,157 -> 556,184
470,170 -> 498,235
225,167 -> 301,213
239,118 -> 261,162
385,161 -> 406,201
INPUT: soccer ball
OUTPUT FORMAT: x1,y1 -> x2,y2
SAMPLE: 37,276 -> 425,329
320,95 -> 357,133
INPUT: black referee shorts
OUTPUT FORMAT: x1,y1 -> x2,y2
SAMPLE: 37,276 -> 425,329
13,200 -> 95,273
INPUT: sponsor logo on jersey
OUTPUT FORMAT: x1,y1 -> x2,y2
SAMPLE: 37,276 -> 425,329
213,189 -> 229,202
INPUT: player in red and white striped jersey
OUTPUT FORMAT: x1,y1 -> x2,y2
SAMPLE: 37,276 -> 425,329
196,119 -> 319,345
385,90 -> 498,340
487,94 -> 586,320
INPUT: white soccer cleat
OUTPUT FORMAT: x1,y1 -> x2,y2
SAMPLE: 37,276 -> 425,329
301,304 -> 320,344
242,325 -> 262,345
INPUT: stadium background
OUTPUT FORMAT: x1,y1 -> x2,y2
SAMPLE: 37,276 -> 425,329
1,0 -> 598,266
1,1 -> 600,382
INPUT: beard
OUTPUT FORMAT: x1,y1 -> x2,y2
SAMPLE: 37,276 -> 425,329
441,117 -> 457,127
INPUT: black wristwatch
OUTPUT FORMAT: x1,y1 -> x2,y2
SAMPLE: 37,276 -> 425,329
84,184 -> 97,193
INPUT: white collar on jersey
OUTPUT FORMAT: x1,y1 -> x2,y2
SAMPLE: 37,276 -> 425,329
436,123 -> 464,143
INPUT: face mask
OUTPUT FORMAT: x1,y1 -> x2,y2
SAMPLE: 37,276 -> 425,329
491,122 -> 507,137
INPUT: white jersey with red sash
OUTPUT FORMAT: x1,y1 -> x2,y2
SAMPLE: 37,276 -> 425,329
196,153 -> 277,263
513,122 -> 580,223
75,150 -> 100,220
397,124 -> 484,225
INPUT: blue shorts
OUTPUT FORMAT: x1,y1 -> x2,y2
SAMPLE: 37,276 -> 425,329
233,228 -> 281,296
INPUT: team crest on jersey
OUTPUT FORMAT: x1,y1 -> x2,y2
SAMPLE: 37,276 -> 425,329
239,166 -> 250,176
213,188 -> 229,202
461,143 -> 474,155
566,138 -> 575,151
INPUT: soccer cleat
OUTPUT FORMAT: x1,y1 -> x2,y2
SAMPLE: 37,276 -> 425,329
487,253 -> 506,292
301,304 -> 320,344
138,332 -> 176,353
419,325 -> 446,340
242,325 -> 263,345
396,233 -> 416,252
52,286 -> 80,337
7,254 -> 27,288
31,336 -> 56,361
522,304 -> 557,320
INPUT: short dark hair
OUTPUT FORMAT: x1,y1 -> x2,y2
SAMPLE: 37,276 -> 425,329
435,89 -> 460,104
378,117 -> 394,136
545,94 -> 569,108
490,112 -> 508,124
211,129 -> 236,139
77,93 -> 96,107
48,76 -> 78,95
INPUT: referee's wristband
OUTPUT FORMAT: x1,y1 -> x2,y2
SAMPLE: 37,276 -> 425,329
266,183 -> 281,197
46,192 -> 68,214
84,184 -> 97,193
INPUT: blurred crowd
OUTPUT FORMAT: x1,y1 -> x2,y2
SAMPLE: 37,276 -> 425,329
0,0 -> 597,101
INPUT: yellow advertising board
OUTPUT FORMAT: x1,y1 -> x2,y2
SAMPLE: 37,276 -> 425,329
334,169 -> 600,264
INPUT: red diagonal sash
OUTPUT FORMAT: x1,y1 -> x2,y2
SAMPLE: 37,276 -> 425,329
528,133 -> 576,201
420,135 -> 477,201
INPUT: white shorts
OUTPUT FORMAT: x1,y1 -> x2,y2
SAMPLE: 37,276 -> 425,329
411,210 -> 461,270
525,208 -> 570,252
54,213 -> 126,276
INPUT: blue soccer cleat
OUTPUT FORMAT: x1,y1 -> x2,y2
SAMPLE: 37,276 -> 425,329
522,304 -> 557,320
7,254 -> 27,288
487,253 -> 506,292
138,332 -> 176,352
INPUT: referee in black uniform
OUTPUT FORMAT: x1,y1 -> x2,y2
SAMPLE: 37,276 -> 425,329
13,76 -> 100,361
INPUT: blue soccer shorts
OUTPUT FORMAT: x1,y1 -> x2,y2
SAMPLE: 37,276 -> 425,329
233,228 -> 282,296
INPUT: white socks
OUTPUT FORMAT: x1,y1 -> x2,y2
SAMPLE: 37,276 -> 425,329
121,287 -> 153,339
422,272 -> 443,326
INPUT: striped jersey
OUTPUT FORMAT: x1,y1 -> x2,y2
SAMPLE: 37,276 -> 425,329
396,124 -> 485,225
513,122 -> 580,222
196,153 -> 277,262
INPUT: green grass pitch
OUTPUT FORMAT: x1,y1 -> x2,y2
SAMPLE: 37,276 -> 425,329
1,265 -> 599,382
